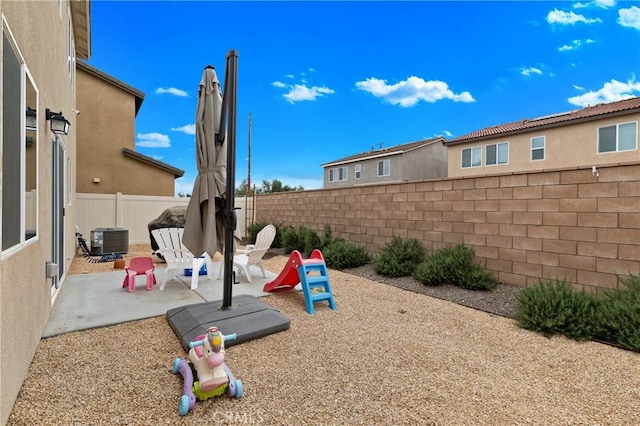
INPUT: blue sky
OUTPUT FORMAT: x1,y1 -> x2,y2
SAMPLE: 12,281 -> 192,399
87,1 -> 640,195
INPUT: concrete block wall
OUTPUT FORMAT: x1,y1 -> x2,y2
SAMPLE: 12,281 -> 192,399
255,163 -> 640,294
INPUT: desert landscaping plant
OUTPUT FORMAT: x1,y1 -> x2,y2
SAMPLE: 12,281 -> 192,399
413,244 -> 497,290
594,274 -> 640,352
247,221 -> 289,248
515,279 -> 600,341
374,236 -> 425,277
322,240 -> 372,270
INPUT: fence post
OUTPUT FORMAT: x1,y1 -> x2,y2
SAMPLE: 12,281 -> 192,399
116,192 -> 124,228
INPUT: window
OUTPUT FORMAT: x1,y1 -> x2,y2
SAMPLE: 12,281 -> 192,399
2,21 -> 39,254
355,164 -> 361,180
598,122 -> 637,153
377,159 -> 390,177
486,142 -> 508,165
67,5 -> 76,89
461,146 -> 481,168
531,136 -> 545,161
328,166 -> 347,182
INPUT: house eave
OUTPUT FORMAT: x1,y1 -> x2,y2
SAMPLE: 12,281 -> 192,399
122,148 -> 185,178
322,150 -> 401,168
77,61 -> 145,114
70,0 -> 91,60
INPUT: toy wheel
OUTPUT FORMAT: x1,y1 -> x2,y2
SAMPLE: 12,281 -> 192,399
234,380 -> 243,398
179,394 -> 190,416
172,358 -> 182,374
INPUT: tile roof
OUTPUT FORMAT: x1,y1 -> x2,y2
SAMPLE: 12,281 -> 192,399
322,136 -> 445,167
445,96 -> 640,145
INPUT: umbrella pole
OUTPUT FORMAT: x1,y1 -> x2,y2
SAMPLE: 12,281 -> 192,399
222,50 -> 239,309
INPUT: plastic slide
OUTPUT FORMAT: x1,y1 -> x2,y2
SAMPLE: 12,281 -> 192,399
263,249 -> 326,293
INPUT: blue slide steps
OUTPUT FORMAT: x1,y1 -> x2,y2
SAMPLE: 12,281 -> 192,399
297,253 -> 337,315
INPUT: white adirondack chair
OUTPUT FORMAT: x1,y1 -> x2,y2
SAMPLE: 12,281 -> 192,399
151,227 -> 213,290
217,224 -> 276,283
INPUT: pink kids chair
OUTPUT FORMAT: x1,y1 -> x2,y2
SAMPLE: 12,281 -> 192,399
122,257 -> 157,292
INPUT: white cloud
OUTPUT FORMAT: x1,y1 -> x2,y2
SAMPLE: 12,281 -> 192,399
271,81 -> 286,88
573,0 -> 615,8
520,67 -> 543,76
558,38 -> 595,51
281,84 -> 336,103
355,76 -> 474,107
171,124 -> 196,135
618,6 -> 640,30
136,132 -> 171,148
546,9 -> 602,25
155,87 -> 188,97
285,74 -> 295,78
567,78 -> 640,107
442,130 -> 453,137
573,84 -> 585,90
149,154 -> 164,161
308,67 -> 316,72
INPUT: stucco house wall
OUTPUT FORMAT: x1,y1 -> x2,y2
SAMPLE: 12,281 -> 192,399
76,62 -> 182,196
447,102 -> 640,178
0,1 -> 89,422
323,138 -> 448,188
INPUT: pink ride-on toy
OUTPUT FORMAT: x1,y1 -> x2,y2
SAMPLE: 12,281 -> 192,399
172,326 -> 243,416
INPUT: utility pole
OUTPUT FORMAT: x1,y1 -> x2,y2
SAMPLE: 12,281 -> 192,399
245,112 -> 252,238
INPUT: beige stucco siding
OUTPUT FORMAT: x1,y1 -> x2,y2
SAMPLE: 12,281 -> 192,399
448,113 -> 640,177
1,1 -> 81,423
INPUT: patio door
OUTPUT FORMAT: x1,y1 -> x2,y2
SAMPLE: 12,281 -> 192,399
51,136 -> 65,294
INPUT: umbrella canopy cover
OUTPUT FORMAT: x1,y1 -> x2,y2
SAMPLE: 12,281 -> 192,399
183,66 -> 227,258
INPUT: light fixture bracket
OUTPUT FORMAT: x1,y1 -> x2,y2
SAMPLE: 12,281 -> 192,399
45,108 -> 70,135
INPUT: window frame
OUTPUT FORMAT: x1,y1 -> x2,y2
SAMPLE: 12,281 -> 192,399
531,136 -> 545,161
328,166 -> 348,182
377,159 -> 390,177
597,121 -> 638,154
461,146 -> 482,168
354,164 -> 361,180
485,142 -> 509,166
2,17 -> 39,257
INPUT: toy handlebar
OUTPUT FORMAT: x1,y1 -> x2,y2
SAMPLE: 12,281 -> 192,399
188,332 -> 237,348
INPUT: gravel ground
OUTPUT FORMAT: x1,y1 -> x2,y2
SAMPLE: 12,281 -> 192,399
7,247 -> 640,425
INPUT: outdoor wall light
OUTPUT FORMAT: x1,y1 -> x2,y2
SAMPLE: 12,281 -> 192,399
45,108 -> 70,135
25,107 -> 37,129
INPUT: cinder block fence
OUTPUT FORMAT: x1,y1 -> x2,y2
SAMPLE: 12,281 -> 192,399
255,163 -> 640,295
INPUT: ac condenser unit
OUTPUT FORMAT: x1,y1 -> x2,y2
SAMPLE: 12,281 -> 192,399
90,227 -> 129,255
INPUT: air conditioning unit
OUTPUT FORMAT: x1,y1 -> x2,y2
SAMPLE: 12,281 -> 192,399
90,227 -> 129,255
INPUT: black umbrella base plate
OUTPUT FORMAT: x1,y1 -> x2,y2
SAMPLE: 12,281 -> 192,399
166,294 -> 290,352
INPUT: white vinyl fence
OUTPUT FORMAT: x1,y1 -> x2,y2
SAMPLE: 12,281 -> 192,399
76,193 -> 254,245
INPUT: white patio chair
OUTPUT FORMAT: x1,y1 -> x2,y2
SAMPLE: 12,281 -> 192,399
217,224 -> 276,283
151,227 -> 213,290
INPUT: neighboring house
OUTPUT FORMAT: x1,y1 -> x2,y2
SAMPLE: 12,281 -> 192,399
445,97 -> 640,177
321,137 -> 448,188
76,61 -> 184,196
0,1 -> 90,423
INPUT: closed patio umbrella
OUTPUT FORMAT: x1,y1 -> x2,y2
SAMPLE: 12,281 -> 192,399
183,65 -> 226,259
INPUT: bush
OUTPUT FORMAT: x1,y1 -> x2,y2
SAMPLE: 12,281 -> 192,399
515,279 -> 599,340
374,236 -> 425,277
456,263 -> 498,290
595,274 -> 640,352
247,222 -> 290,248
413,244 -> 475,286
281,226 -> 308,254
323,240 -> 372,270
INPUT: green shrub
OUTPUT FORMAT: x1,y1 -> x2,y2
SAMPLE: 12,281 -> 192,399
323,240 -> 372,270
247,222 -> 289,248
515,279 -> 599,340
413,244 -> 476,288
595,274 -> 640,352
374,236 -> 425,277
456,263 -> 498,290
303,228 -> 322,257
281,227 -> 307,254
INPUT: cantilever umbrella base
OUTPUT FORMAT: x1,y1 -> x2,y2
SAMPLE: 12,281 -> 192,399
166,295 -> 290,351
